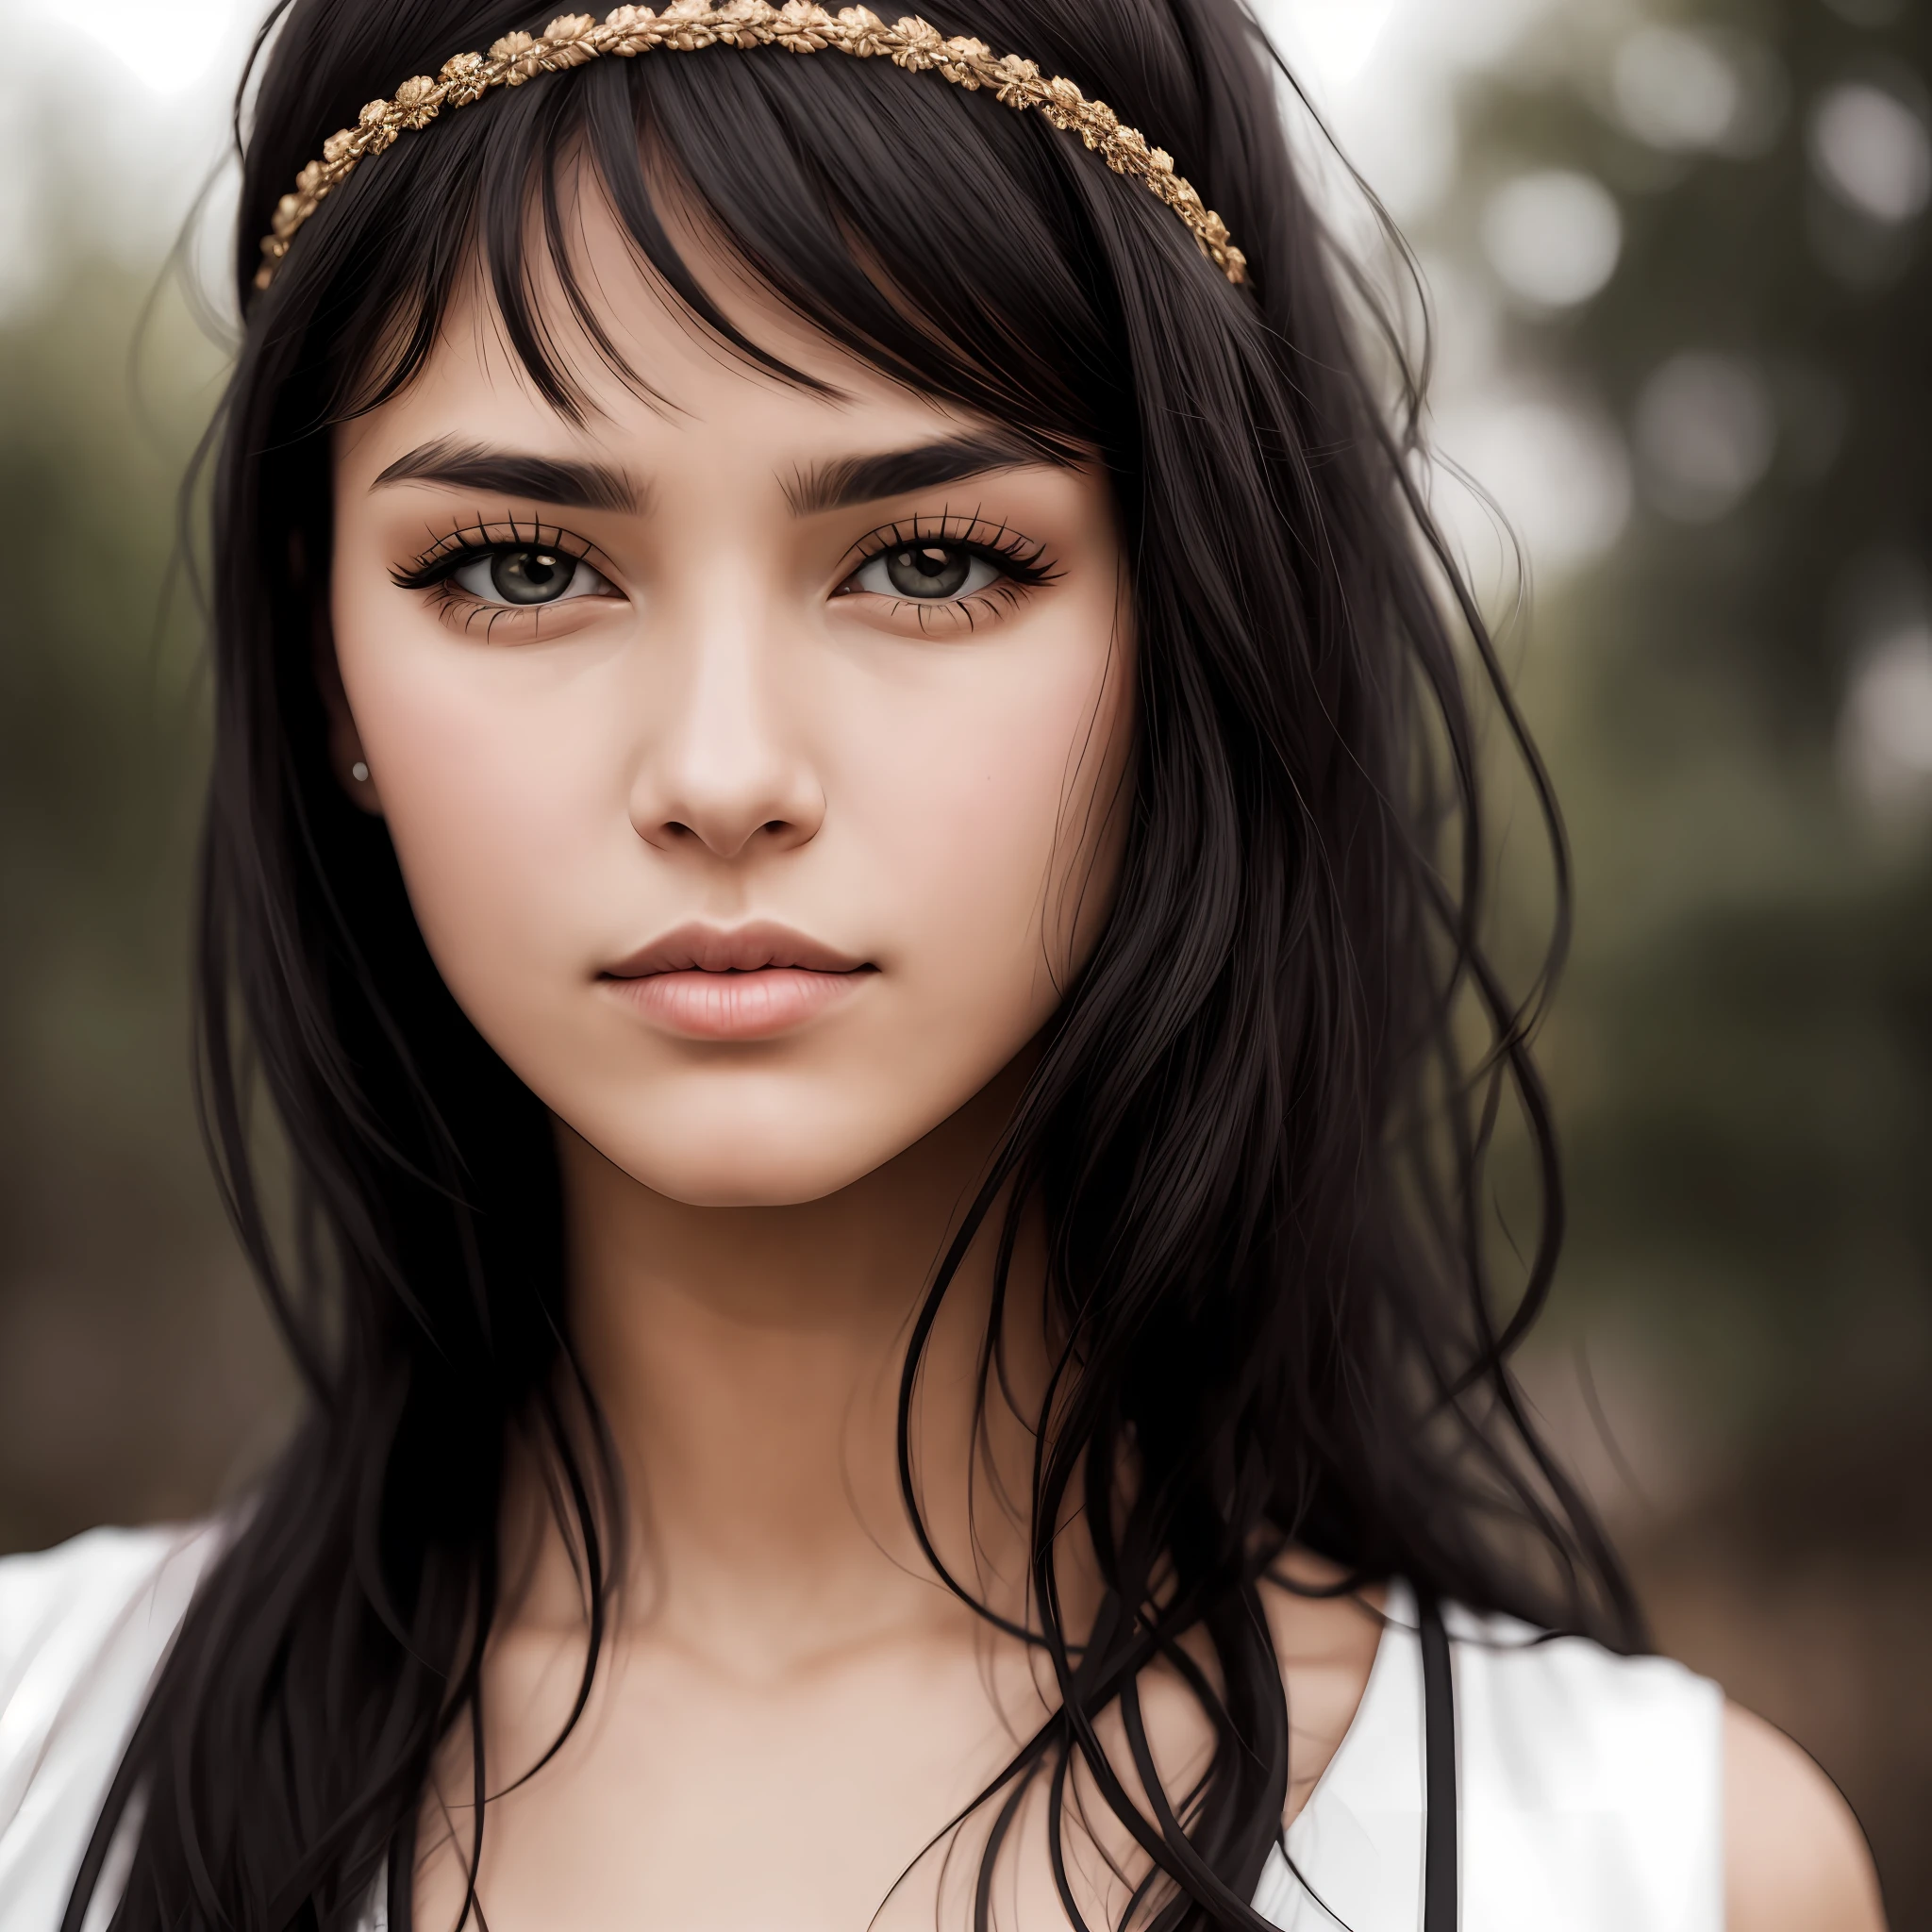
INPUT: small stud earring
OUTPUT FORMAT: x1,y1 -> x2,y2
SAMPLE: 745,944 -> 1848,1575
351,760 -> 371,783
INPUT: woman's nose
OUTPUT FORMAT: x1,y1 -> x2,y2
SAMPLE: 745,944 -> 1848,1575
626,615 -> 825,862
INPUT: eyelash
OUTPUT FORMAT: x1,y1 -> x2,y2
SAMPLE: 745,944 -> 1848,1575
841,513 -> 1058,601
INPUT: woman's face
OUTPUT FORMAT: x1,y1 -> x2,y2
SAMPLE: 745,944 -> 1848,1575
330,204 -> 1132,1206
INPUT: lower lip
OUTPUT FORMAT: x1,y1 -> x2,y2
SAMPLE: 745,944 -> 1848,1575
602,967 -> 871,1041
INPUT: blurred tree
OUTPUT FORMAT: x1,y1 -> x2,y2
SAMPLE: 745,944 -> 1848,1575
0,263 -> 290,1555
1439,0 -> 1932,1911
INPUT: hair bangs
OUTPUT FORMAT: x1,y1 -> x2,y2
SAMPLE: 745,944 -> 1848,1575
320,34 -> 1143,458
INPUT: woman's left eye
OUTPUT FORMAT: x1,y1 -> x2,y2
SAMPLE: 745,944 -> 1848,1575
450,548 -> 611,607
848,543 -> 1002,601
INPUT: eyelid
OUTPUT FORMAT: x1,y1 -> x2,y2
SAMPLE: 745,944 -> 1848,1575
838,510 -> 1058,586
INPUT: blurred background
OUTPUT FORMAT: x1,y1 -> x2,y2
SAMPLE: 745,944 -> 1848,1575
2,0 -> 1927,1916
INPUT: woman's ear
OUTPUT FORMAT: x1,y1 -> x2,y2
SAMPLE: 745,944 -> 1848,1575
300,529 -> 385,816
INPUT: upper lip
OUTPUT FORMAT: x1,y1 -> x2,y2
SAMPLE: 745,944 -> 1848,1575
603,921 -> 872,977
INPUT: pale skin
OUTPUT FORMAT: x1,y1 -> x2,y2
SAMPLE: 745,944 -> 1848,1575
323,187 -> 1885,1931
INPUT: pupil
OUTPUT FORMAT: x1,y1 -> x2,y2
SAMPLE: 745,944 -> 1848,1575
885,544 -> 970,599
491,549 -> 569,604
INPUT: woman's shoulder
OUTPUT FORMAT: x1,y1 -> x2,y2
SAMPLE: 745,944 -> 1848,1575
1723,1699 -> 1886,1932
0,1522 -> 222,1926
1443,1598 -> 1725,1815
1447,1604 -> 1881,1932
1261,1586 -> 1727,1932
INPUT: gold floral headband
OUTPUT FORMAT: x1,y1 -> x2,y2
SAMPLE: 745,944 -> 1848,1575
254,1 -> 1246,291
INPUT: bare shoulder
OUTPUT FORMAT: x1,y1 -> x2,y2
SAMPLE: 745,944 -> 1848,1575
1725,1699 -> 1886,1932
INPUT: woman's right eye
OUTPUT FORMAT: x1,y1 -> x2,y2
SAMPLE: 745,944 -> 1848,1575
449,547 -> 613,607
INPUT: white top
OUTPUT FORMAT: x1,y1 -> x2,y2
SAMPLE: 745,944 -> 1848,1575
0,1524 -> 1724,1932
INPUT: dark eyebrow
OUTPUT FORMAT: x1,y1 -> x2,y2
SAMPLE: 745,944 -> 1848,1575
372,436 -> 640,513
785,432 -> 1060,516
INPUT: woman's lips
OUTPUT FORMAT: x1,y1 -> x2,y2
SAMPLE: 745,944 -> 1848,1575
599,921 -> 874,1041
608,968 -> 863,1040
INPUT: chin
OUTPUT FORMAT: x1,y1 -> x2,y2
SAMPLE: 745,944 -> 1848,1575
629,1157 -> 867,1209
586,1098 -> 918,1208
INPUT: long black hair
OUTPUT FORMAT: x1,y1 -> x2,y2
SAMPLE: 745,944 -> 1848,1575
71,1 -> 1641,1926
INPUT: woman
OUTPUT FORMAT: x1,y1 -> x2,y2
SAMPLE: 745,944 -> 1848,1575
0,1 -> 1885,1927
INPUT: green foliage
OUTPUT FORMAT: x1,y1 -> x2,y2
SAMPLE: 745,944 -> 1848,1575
1438,0 -> 1932,1432
0,264 -> 286,1551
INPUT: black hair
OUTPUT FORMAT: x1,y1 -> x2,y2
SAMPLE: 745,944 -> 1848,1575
69,1 -> 1641,1927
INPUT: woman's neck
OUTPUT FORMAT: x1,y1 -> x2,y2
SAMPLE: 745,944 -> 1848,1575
541,1064 -> 1055,1664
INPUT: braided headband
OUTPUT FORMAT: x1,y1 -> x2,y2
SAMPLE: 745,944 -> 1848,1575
255,1 -> 1247,291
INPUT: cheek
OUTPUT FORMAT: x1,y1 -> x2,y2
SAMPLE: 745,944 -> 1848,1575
840,627 -> 1132,1027
330,575 -> 615,1002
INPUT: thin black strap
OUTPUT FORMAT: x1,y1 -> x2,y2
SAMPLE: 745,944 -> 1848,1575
1418,1591 -> 1458,1932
